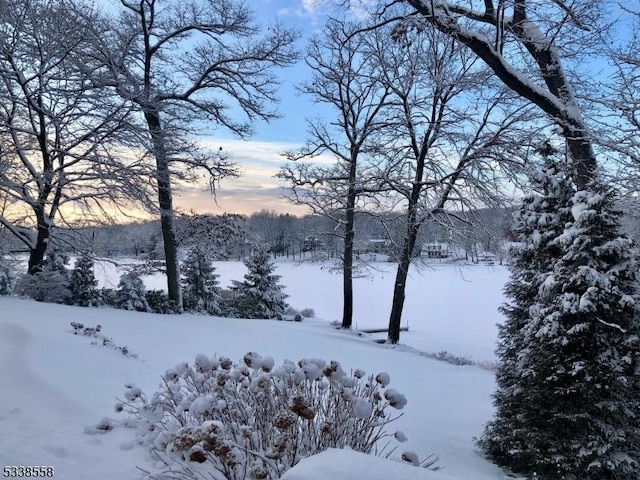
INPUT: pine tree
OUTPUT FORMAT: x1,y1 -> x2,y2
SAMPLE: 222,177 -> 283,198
181,246 -> 222,315
480,165 -> 640,479
0,264 -> 16,295
69,254 -> 99,306
117,271 -> 150,312
43,248 -> 70,278
230,248 -> 289,319
16,249 -> 70,303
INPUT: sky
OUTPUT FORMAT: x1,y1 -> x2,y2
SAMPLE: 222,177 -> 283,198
175,0 -> 348,217
104,0 -> 637,219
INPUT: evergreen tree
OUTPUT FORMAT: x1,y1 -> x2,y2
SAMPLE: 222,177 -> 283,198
480,166 -> 640,479
16,249 -> 70,303
181,246 -> 222,315
230,248 -> 288,319
69,254 -> 99,307
0,264 -> 16,295
117,271 -> 150,312
43,248 -> 70,278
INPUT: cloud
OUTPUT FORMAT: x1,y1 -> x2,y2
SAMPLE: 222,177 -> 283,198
277,0 -> 376,21
173,137 -> 320,216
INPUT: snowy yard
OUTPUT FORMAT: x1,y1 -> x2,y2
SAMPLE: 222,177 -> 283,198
0,261 -> 512,479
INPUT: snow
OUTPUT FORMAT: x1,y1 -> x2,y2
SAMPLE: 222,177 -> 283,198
280,448 -> 458,480
92,259 -> 508,362
0,261 -> 511,479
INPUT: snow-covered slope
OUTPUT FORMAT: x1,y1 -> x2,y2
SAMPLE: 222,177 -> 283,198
0,263 -> 510,480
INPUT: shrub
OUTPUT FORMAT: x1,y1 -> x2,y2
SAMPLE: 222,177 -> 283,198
16,270 -> 70,303
98,288 -> 119,308
145,290 -> 176,314
15,250 -> 70,303
69,254 -> 99,306
114,352 -> 409,479
117,271 -> 150,312
0,264 -> 16,295
300,308 -> 315,318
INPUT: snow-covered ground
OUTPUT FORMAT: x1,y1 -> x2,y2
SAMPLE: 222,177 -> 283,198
0,260 -> 512,479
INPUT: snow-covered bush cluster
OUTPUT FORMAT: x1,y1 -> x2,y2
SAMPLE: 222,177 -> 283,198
114,352 -> 411,479
12,246 -> 310,321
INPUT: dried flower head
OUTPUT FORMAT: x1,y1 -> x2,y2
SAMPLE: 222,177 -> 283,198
244,352 -> 261,368
290,395 -> 316,420
219,357 -> 233,370
249,463 -> 269,480
273,410 -> 297,430
320,421 -> 333,434
217,372 -> 229,386
189,449 -> 207,463
375,372 -> 391,387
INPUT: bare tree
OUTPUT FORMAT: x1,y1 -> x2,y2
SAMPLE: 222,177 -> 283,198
0,0 -> 151,273
597,6 -> 640,193
93,0 -> 298,310
369,0 -> 604,189
372,25 -> 537,343
279,19 -> 391,329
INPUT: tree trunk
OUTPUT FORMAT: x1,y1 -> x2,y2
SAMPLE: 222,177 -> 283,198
388,218 -> 420,343
27,214 -> 50,274
341,157 -> 358,329
405,0 -> 598,188
144,108 -> 183,311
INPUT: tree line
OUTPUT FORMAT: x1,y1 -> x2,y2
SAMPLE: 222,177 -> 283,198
0,0 -> 297,311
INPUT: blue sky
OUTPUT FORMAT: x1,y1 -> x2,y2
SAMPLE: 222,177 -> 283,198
179,0 -> 341,216
116,0 -> 638,218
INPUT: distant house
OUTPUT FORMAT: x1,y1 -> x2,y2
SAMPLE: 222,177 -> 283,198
421,242 -> 449,258
302,235 -> 324,252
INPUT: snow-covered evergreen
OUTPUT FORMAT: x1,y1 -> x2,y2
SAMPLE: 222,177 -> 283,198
230,248 -> 289,319
69,254 -> 99,307
117,271 -> 150,312
16,249 -> 70,303
0,264 -> 16,295
181,246 -> 222,315
480,165 -> 640,479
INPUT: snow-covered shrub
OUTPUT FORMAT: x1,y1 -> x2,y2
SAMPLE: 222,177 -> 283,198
16,248 -> 72,303
182,246 -> 222,315
98,288 -> 118,308
69,254 -> 99,306
117,271 -> 150,312
16,254 -> 71,303
0,264 -> 16,295
230,248 -> 289,319
115,353 -> 408,479
433,351 -> 473,366
145,290 -> 176,314
300,308 -> 315,318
